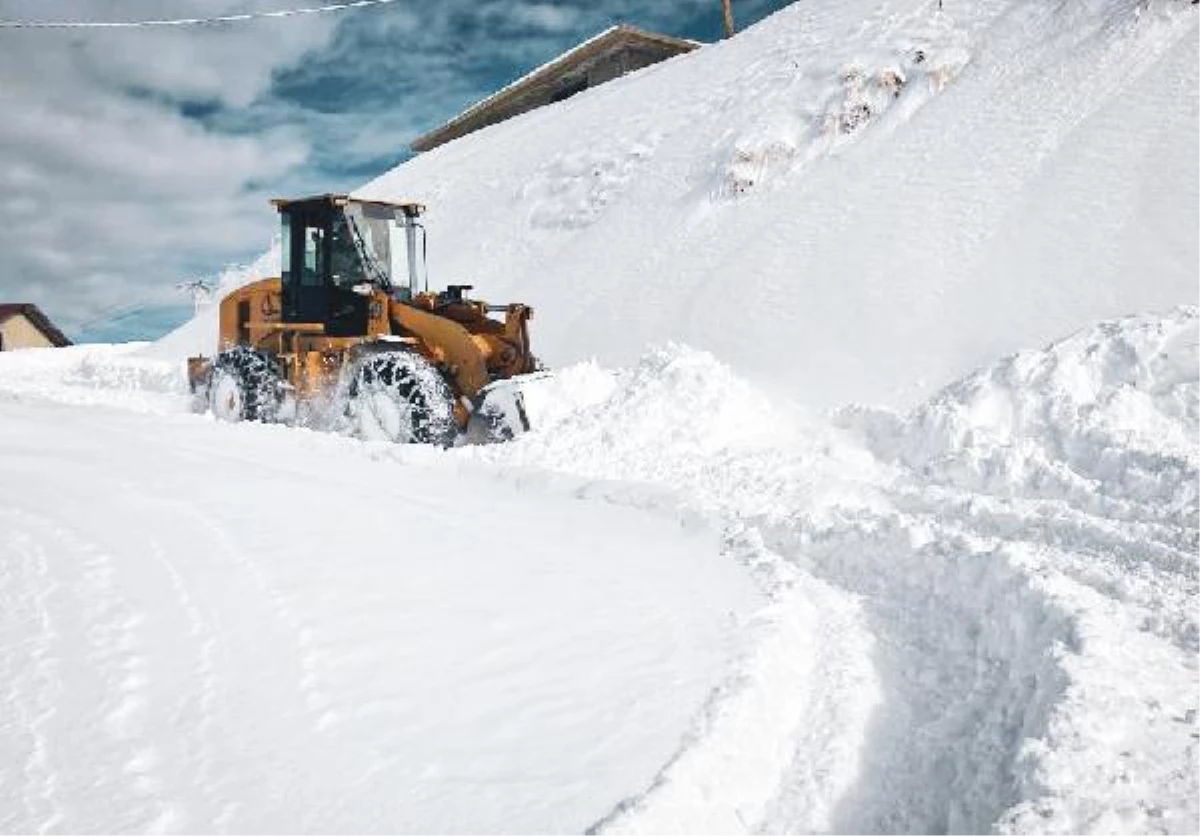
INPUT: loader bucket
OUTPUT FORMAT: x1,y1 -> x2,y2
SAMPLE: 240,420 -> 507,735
466,379 -> 532,444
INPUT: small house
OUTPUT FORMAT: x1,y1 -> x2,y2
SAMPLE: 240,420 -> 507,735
0,304 -> 72,350
411,25 -> 700,153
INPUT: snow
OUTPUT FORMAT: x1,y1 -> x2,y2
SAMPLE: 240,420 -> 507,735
143,241 -> 280,361
474,309 -> 1198,834
0,398 -> 762,833
2,0 -> 1197,832
356,0 -> 1198,410
0,343 -> 188,414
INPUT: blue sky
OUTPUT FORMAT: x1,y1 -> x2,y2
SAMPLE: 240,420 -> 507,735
0,0 -> 793,342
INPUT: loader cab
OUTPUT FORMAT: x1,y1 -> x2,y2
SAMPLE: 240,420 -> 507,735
275,194 -> 426,336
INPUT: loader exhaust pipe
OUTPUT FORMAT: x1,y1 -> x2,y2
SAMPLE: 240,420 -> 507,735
402,204 -> 423,298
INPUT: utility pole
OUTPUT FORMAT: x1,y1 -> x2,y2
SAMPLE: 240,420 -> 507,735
177,278 -> 214,315
721,0 -> 735,38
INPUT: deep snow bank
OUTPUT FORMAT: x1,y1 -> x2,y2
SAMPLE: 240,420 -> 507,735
353,0 -> 1197,409
842,306 -> 1199,527
467,308 -> 1198,834
0,343 -> 188,414
834,308 -> 1199,834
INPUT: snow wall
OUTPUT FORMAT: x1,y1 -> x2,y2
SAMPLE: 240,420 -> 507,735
345,0 -> 1198,410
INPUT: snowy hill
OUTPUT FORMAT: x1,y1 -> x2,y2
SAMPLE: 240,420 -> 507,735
356,0 -> 1197,408
0,0 -> 1196,833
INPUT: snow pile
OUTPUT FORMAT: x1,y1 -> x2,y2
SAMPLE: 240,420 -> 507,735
0,344 -> 188,414
840,308 -> 1200,834
510,344 -> 806,480
843,306 -> 1199,524
515,359 -> 619,432
466,308 -> 1198,834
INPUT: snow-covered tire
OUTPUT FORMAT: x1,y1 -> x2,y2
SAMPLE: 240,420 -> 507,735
209,347 -> 284,423
347,351 -> 457,447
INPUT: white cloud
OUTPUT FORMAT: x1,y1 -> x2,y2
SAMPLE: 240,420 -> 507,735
0,0 -> 338,329
0,0 -> 779,335
504,3 -> 584,33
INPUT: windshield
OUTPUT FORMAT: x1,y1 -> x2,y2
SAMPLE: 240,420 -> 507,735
334,202 -> 419,294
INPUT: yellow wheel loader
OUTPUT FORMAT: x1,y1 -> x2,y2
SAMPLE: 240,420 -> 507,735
187,194 -> 537,445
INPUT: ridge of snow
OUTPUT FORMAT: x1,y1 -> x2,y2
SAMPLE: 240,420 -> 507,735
445,307 -> 1197,834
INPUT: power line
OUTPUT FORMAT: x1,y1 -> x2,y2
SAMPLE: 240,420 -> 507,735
0,0 -> 403,29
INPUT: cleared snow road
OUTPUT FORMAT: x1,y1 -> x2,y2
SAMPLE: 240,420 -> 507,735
0,398 -> 762,834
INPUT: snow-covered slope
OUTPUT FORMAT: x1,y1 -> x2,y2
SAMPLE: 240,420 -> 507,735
356,0 -> 1197,408
2,0 -> 1196,833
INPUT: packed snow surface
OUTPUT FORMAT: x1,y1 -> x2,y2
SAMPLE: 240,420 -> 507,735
3,0 -> 1197,832
0,397 -> 762,833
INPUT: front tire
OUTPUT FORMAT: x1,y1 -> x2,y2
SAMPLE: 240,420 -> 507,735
347,352 -> 457,447
208,347 -> 283,423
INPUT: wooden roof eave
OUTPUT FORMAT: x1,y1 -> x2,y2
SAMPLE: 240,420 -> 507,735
0,304 -> 72,347
411,25 -> 702,153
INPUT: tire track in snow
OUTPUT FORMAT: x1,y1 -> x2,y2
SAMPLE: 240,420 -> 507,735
475,330 -> 1197,833
883,490 -> 1199,834
71,523 -> 185,834
591,524 -> 880,835
0,513 -> 66,834
143,538 -> 227,830
177,503 -> 343,738
127,495 -> 341,833
774,513 -> 1080,834
0,507 -> 187,833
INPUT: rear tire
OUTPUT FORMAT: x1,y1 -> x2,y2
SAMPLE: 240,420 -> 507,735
347,352 -> 457,447
209,347 -> 283,423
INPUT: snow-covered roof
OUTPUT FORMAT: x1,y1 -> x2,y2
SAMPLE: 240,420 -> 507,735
411,25 -> 701,153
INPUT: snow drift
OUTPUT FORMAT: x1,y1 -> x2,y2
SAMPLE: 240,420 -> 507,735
469,308 -> 1198,834
352,0 -> 1197,409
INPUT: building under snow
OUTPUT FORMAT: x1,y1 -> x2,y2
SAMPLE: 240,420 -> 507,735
411,25 -> 699,154
0,304 -> 71,350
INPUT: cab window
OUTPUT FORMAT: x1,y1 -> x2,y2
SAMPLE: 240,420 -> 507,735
302,226 -> 326,287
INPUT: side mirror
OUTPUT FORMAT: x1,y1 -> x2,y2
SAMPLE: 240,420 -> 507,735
351,283 -> 374,297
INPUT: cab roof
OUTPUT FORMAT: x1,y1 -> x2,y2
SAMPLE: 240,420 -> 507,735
270,193 -> 425,214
